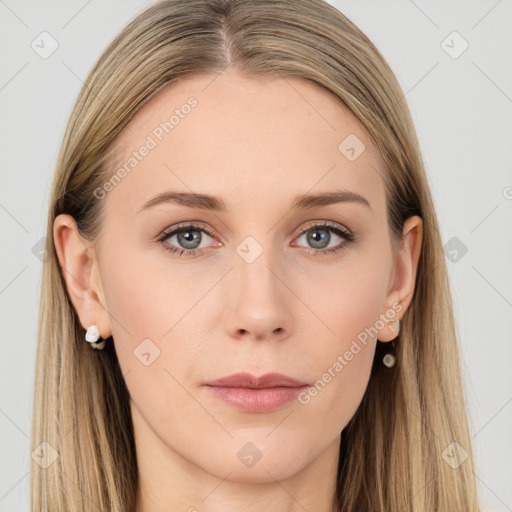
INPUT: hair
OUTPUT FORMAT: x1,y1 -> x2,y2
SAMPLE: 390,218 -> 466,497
31,0 -> 481,510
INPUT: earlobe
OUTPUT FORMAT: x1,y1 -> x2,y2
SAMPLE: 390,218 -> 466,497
53,214 -> 112,338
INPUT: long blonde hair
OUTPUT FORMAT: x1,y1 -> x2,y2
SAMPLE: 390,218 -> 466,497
31,0 -> 480,510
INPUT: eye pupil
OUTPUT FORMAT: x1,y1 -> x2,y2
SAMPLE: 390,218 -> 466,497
307,228 -> 330,249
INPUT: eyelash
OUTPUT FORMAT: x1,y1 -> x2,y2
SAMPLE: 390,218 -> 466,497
157,221 -> 355,259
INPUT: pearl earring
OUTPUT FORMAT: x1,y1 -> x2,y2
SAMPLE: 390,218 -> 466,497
85,324 -> 106,351
382,319 -> 400,368
388,318 -> 400,334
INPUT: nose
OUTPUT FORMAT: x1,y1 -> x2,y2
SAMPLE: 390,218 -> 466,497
223,251 -> 292,343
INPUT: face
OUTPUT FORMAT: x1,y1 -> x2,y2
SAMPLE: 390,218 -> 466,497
56,69 -> 421,486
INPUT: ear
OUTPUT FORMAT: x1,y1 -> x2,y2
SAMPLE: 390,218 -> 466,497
53,214 -> 112,339
377,215 -> 423,342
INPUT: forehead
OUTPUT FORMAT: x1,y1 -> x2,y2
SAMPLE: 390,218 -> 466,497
103,70 -> 386,219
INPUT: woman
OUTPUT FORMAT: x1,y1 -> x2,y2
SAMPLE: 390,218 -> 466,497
31,0 -> 481,510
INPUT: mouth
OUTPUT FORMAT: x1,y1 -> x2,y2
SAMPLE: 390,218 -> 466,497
202,372 -> 310,413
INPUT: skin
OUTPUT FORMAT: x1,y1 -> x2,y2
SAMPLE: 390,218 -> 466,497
54,69 -> 422,512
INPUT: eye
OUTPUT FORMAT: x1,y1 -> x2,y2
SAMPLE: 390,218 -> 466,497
293,221 -> 354,256
157,221 -> 355,259
157,222 -> 218,258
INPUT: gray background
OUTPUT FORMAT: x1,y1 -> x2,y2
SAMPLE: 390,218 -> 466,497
1,0 -> 511,510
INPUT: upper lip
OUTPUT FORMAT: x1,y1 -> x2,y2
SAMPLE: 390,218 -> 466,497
204,372 -> 309,389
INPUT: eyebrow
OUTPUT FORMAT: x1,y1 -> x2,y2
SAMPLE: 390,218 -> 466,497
137,189 -> 371,213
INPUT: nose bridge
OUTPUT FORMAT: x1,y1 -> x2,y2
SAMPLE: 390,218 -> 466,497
234,231 -> 282,303
224,230 -> 291,339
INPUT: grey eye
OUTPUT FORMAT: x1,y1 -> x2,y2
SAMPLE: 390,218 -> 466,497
164,227 -> 213,250
177,229 -> 201,249
306,228 -> 331,249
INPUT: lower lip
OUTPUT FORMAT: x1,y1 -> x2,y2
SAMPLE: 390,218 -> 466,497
204,385 -> 308,413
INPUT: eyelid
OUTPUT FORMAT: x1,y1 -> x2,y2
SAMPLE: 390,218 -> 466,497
157,221 -> 223,244
294,219 -> 352,238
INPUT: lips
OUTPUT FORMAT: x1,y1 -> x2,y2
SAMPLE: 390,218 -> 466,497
203,372 -> 310,413
203,372 -> 309,389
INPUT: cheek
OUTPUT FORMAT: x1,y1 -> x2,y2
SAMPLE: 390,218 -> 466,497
295,245 -> 391,424
100,245 -> 216,400
101,243 -> 208,341
296,235 -> 391,348
100,250 -> 204,424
